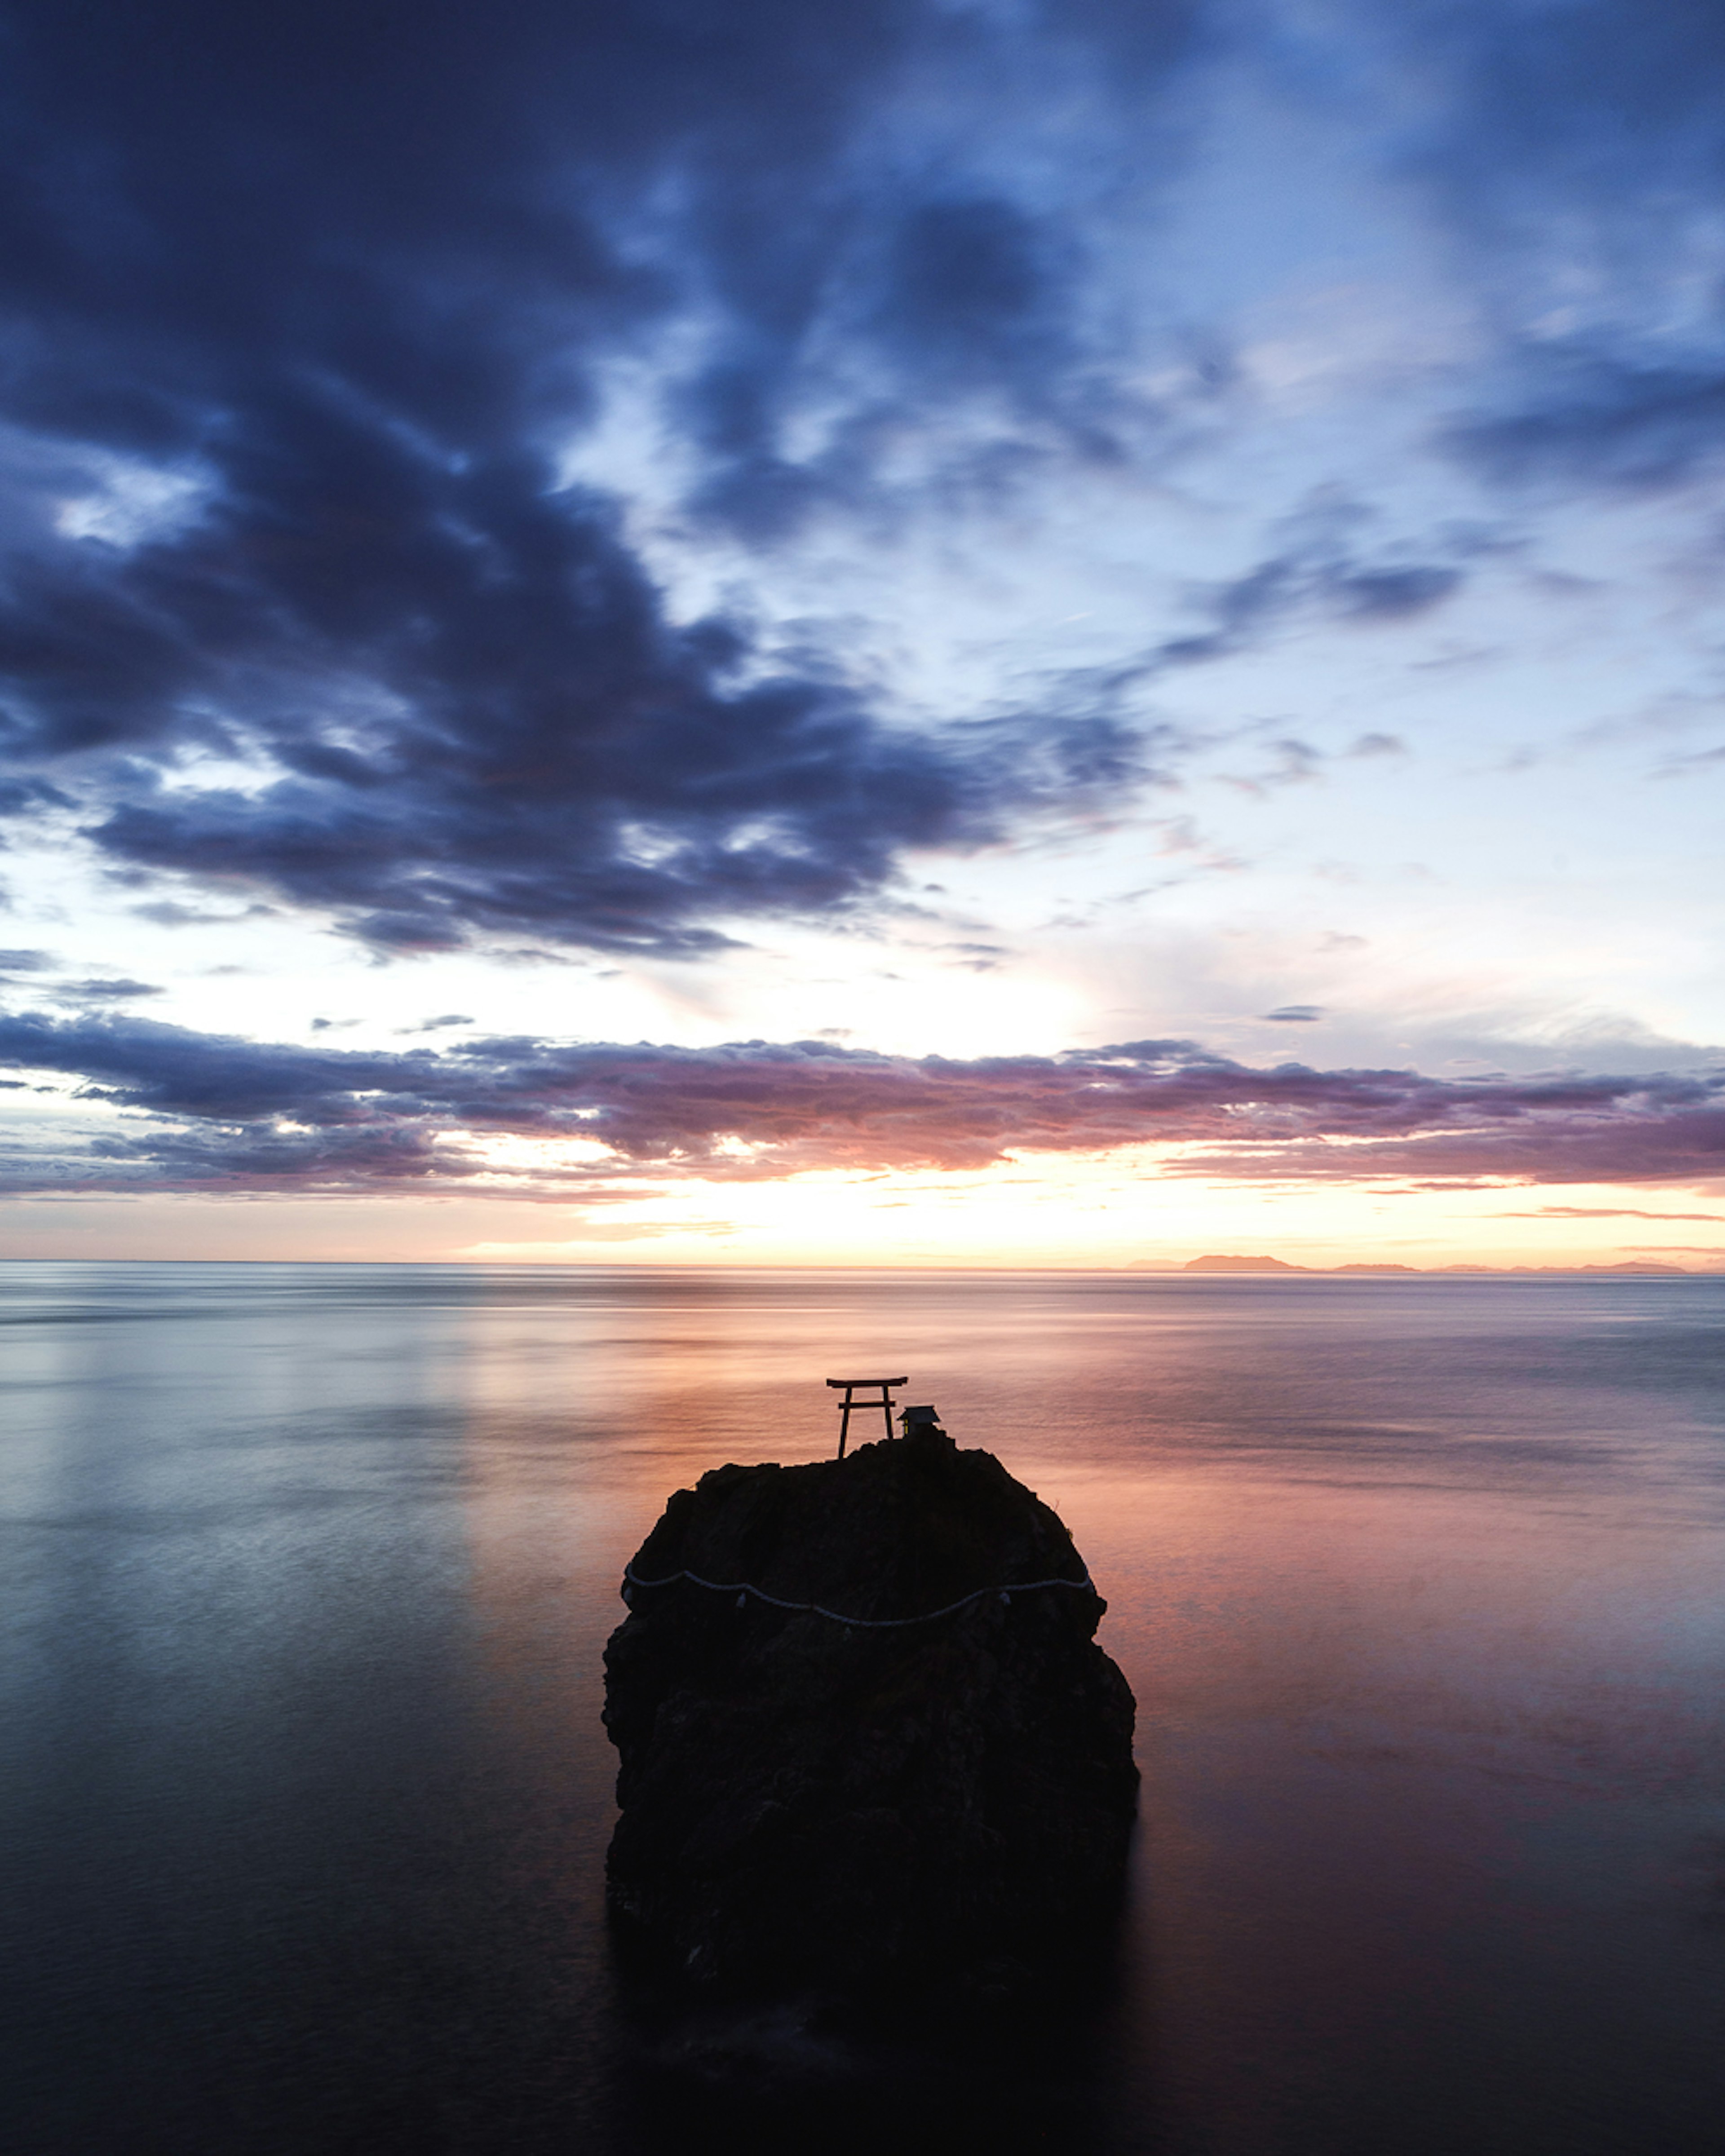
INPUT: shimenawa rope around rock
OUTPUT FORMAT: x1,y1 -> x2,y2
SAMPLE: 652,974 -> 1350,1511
621,1563 -> 1097,1627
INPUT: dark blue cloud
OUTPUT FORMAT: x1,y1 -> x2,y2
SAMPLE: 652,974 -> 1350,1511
50,979 -> 163,1003
1409,0 -> 1725,217
675,186 -> 1111,538
0,0 -> 1202,953
1120,521 -> 1466,681
1445,357 -> 1725,493
0,776 -> 71,817
4,0 -> 1714,976
882,199 -> 1053,368
1401,1 -> 1725,493
1,1009 -> 1720,1193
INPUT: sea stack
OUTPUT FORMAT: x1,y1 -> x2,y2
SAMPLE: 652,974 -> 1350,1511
602,1418 -> 1138,2017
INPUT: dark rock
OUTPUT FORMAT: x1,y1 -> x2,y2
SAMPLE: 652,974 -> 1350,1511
602,1423 -> 1138,2021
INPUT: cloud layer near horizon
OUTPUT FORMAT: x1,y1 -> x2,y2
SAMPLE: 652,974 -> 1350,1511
3,1012 -> 1720,1198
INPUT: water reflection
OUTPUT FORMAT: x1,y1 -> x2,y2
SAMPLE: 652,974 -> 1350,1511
3,1265 -> 1723,2153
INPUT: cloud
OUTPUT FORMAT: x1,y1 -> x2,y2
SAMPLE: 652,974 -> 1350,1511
1495,1206 -> 1722,1222
0,1 -> 1216,959
0,776 -> 73,817
4,0 -> 1721,1046
129,901 -> 274,928
1407,0 -> 1725,239
1141,539 -> 1462,678
1401,0 -> 1725,496
50,978 -> 164,1002
1020,519 -> 1468,778
1,1010 -> 1721,1197
1654,743 -> 1725,779
1444,357 -> 1725,493
677,188 -> 1106,539
1262,1006 -> 1323,1023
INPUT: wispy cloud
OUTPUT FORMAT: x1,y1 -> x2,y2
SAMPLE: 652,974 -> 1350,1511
1444,357 -> 1725,494
49,978 -> 164,1003
1495,1205 -> 1722,1221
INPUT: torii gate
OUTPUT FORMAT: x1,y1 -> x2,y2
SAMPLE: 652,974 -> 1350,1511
825,1375 -> 907,1458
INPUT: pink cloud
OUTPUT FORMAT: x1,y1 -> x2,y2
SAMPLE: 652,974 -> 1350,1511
3,1011 -> 1723,1197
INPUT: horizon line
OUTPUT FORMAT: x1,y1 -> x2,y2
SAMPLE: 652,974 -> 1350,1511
0,1256 -> 1721,1276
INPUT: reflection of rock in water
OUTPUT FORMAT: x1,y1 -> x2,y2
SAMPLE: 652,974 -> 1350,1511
602,1419 -> 1137,2036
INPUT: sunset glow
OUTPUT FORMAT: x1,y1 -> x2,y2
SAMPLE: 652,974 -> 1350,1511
1,3 -> 1722,1268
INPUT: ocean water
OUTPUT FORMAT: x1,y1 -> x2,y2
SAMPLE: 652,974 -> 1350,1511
4,1262 -> 1723,2155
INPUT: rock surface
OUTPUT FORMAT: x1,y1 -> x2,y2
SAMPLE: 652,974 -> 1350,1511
602,1423 -> 1138,2017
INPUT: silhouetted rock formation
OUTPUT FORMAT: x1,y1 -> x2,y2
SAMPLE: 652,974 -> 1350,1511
602,1423 -> 1137,2019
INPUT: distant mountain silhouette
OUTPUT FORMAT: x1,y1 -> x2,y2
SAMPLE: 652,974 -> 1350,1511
1181,1255 -> 1696,1276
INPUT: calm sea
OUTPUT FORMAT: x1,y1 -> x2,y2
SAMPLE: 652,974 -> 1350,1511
4,1263 -> 1723,2155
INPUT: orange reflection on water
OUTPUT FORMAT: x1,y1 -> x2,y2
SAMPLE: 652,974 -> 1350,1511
304,1265 -> 1725,2150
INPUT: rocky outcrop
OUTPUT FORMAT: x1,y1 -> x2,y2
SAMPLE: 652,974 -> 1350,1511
602,1422 -> 1137,2019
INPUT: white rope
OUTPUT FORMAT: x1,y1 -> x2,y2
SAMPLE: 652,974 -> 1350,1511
621,1563 -> 1096,1627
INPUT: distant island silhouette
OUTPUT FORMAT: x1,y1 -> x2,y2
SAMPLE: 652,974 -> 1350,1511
1181,1255 -> 1697,1276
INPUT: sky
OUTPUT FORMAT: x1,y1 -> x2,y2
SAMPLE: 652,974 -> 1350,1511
0,0 -> 1723,1268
